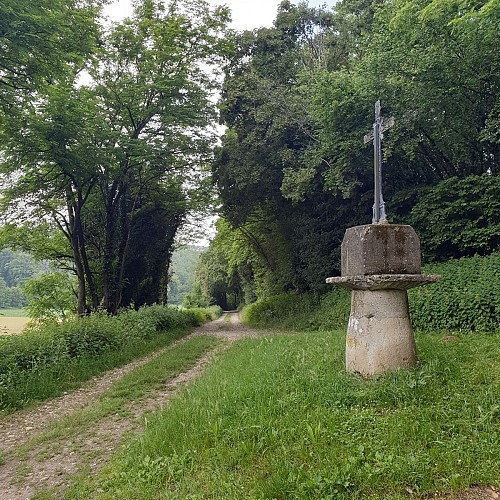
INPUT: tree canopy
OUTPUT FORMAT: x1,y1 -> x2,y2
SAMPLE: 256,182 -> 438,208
197,0 -> 499,308
0,0 -> 230,314
0,0 -> 498,313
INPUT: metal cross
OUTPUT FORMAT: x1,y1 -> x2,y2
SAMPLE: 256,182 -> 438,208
363,100 -> 394,224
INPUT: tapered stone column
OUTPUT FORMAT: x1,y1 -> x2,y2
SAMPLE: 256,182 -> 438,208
326,224 -> 439,377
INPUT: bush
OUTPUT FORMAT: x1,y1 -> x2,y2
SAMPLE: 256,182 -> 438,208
393,175 -> 500,261
241,289 -> 350,331
242,253 -> 499,335
0,304 -> 216,411
409,252 -> 500,333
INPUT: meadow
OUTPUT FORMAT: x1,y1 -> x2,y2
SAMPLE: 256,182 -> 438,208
65,328 -> 500,499
0,309 -> 29,335
4,253 -> 499,498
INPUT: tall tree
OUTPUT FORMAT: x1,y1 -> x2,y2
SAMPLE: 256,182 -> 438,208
0,0 -> 101,115
0,0 -> 230,314
213,1 -> 361,296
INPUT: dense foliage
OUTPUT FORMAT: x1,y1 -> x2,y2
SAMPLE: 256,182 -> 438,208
198,0 -> 499,308
0,0 -> 100,113
242,252 -> 500,334
0,304 -> 219,411
408,252 -> 500,333
0,0 -> 230,314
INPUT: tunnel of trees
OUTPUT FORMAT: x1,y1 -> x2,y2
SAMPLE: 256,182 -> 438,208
0,0 -> 498,313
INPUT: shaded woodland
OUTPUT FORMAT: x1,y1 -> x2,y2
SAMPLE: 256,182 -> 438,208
0,0 -> 498,313
192,0 -> 499,308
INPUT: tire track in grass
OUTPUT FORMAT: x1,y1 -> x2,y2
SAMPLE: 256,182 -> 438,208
0,313 -> 257,499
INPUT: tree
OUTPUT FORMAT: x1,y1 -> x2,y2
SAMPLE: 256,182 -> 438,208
0,0 -> 230,314
398,175 -> 500,261
213,1 -> 367,297
23,272 -> 76,321
211,0 -> 499,303
0,0 -> 101,116
304,0 -> 499,198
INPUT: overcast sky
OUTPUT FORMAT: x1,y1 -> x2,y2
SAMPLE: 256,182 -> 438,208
104,0 -> 337,30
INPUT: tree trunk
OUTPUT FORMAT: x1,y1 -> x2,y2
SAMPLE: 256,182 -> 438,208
66,188 -> 87,316
102,179 -> 125,315
74,192 -> 99,311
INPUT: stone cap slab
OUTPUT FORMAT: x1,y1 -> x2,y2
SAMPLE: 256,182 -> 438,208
326,274 -> 440,291
341,224 -> 421,276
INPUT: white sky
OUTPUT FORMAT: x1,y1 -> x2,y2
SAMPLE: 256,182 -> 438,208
104,0 -> 337,30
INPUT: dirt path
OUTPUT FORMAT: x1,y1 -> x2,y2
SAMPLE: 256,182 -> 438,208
0,314 -> 497,500
0,312 -> 257,499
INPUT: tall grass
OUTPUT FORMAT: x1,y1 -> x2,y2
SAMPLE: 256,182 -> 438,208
66,330 -> 500,499
0,305 -> 218,414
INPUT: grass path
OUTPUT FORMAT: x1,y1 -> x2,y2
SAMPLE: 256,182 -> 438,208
0,315 -> 498,499
0,312 -> 259,499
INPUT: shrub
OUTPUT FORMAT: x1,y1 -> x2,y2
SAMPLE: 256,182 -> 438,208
0,304 -> 215,411
242,253 -> 499,335
409,252 -> 500,333
241,289 -> 350,331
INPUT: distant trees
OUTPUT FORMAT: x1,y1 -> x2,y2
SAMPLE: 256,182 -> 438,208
0,0 -> 230,314
0,249 -> 48,308
167,246 -> 205,305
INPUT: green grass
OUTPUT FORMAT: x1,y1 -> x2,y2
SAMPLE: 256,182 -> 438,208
17,335 -> 221,452
0,308 -> 28,317
0,327 -> 192,415
65,330 -> 500,499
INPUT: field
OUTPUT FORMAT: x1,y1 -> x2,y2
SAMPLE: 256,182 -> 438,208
66,327 -> 500,499
0,309 -> 29,335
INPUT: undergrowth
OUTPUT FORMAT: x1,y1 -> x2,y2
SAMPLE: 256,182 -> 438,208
241,289 -> 350,331
0,305 -> 219,413
243,252 -> 500,334
408,252 -> 500,332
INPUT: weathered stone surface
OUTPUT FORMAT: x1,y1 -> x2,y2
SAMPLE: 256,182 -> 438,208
345,290 -> 417,376
341,224 -> 421,276
327,222 -> 440,377
326,274 -> 440,290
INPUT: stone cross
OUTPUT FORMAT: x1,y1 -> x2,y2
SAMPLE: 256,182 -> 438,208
364,100 -> 394,224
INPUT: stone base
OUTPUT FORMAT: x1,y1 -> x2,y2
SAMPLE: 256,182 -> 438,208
346,289 -> 417,377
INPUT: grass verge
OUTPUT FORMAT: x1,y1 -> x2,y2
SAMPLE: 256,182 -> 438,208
17,335 -> 221,453
65,330 -> 500,499
0,305 -> 218,414
0,327 -> 190,416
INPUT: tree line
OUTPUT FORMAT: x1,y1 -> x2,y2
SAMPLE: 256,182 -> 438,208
0,0 -> 498,314
188,0 -> 499,309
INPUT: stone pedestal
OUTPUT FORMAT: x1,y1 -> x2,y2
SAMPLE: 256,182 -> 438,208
326,224 -> 439,377
347,289 -> 415,375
